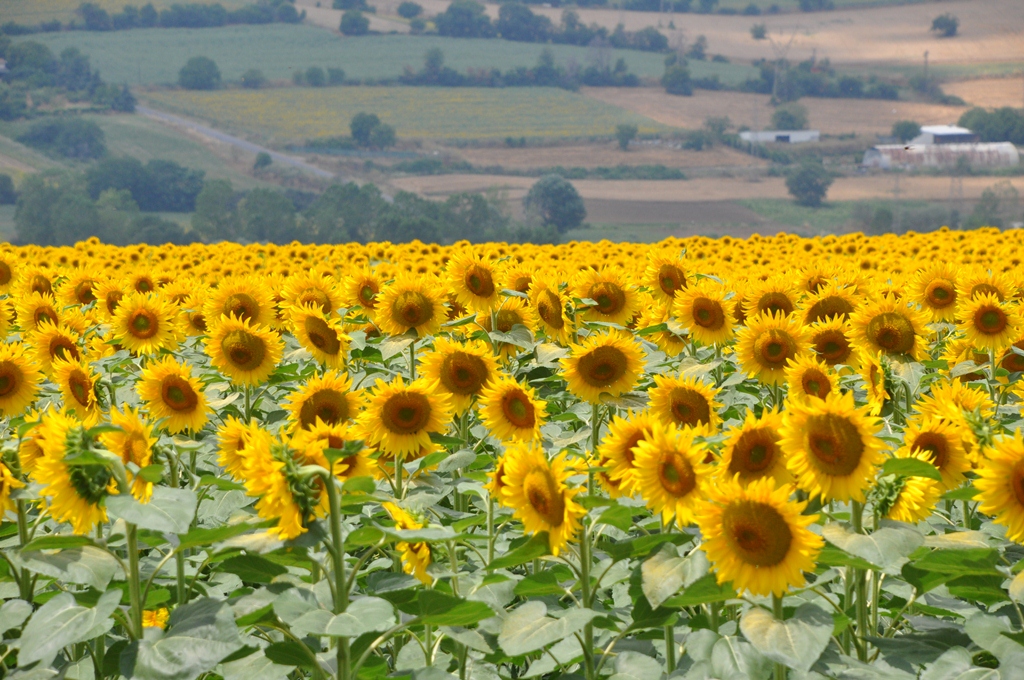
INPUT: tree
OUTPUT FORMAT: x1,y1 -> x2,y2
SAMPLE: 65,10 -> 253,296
18,118 -> 107,159
524,175 -> 586,232
333,0 -> 369,8
239,189 -> 303,243
86,157 -> 148,200
131,215 -> 194,245
369,124 -> 397,149
958,107 -> 1024,145
95,188 -> 140,245
497,2 -> 550,42
14,172 -> 102,246
931,13 -> 958,38
191,179 -> 240,241
435,0 -> 494,38
327,68 -> 346,85
398,1 -> 422,18
771,102 -> 808,130
799,0 -> 834,10
140,160 -> 205,212
178,56 -> 221,90
891,120 -> 921,143
785,161 -> 834,207
0,84 -> 28,121
340,11 -> 370,35
0,174 -> 15,205
241,68 -> 266,88
751,23 -> 767,40
350,112 -> 381,146
254,152 -> 273,171
662,63 -> 693,96
615,123 -> 638,151
305,66 -> 326,87
111,85 -> 136,112
305,182 -> 384,243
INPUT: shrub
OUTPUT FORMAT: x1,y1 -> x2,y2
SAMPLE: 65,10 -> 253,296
241,68 -> 266,89
397,1 -> 423,18
799,0 -> 834,10
891,120 -> 921,143
958,107 -> 1024,145
750,23 -> 766,39
327,67 -> 346,85
333,0 -> 369,9
340,10 -> 370,35
350,112 -> 381,146
305,66 -> 326,87
254,152 -> 272,170
931,13 -> 958,37
615,123 -> 638,151
662,63 -> 693,96
369,123 -> 396,149
771,102 -> 808,130
0,174 -> 15,205
524,174 -> 586,232
785,160 -> 833,207
178,56 -> 221,90
18,117 -> 107,159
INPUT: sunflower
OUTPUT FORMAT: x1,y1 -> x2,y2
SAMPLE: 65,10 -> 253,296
136,356 -> 211,434
958,269 -> 1012,304
638,304 -> 689,358
697,476 -> 823,597
419,337 -> 499,414
743,275 -> 799,319
643,250 -> 689,305
941,337 -> 989,382
975,431 -> 1024,542
57,270 -> 100,308
111,291 -> 182,356
850,295 -> 930,361
957,293 -> 1021,353
281,269 -> 340,317
356,375 -> 452,458
239,431 -> 319,540
31,409 -> 113,535
15,291 -> 60,333
1000,336 -> 1024,374
290,302 -> 349,369
447,251 -> 500,312
878,449 -> 943,524
486,455 -> 510,505
216,416 -> 257,481
285,370 -> 364,431
896,416 -> 970,492
633,422 -> 712,528
376,275 -> 444,337
0,461 -> 24,514
736,310 -> 810,385
206,315 -> 284,386
560,330 -> 645,404
142,609 -> 170,630
91,278 -> 125,322
911,263 -> 959,322
15,267 -> 54,298
27,319 -> 81,375
0,342 -> 43,418
780,390 -> 884,503
179,291 -> 209,336
572,267 -> 640,326
784,354 -> 837,403
477,297 -> 538,361
101,407 -> 157,502
343,267 -> 383,318
289,419 -> 375,482
204,276 -> 275,328
479,374 -> 546,442
798,281 -> 860,325
125,271 -> 156,294
52,357 -> 100,420
500,442 -> 586,556
530,276 -> 572,344
648,374 -> 721,431
501,263 -> 534,295
860,351 -> 890,417
598,410 -> 656,496
719,409 -> 792,487
0,251 -> 15,296
672,279 -> 735,347
382,502 -> 433,584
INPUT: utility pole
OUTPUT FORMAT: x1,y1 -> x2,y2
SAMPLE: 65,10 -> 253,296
767,27 -> 799,104
923,50 -> 929,83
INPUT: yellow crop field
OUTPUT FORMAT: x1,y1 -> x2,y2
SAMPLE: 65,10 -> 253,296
145,86 -> 669,141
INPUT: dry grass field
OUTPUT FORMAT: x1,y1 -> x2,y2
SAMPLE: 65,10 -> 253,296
581,87 -> 968,136
3,0 -> 248,24
450,142 -> 768,170
945,77 -> 1024,108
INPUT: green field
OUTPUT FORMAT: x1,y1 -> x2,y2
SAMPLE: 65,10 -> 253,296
686,0 -> 926,10
2,0 -> 250,25
144,86 -> 669,141
24,25 -> 756,85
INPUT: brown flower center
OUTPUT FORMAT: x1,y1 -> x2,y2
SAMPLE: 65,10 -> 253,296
1000,341 -> 1024,373
691,297 -> 725,330
1012,460 -> 1024,507
755,292 -> 794,317
222,293 -> 260,323
358,283 -> 378,309
34,306 -> 59,329
464,264 -> 495,299
161,376 -> 199,412
970,283 -> 1003,301
536,289 -> 565,330
577,346 -> 627,388
805,413 -> 864,476
812,329 -> 852,366
221,330 -> 267,371
50,336 -> 80,362
298,389 -> 351,428
500,388 -> 535,429
105,291 -> 123,316
299,288 -> 332,315
391,291 -> 434,330
666,386 -> 711,428
911,431 -> 949,470
0,262 -> 11,286
754,329 -> 797,367
74,280 -> 96,304
658,450 -> 696,497
304,316 -> 341,356
722,501 -> 792,567
440,352 -> 488,395
975,305 -> 1007,335
805,295 -> 855,324
30,274 -> 52,296
0,362 -> 23,398
800,368 -> 831,399
68,370 -> 91,407
587,281 -> 626,317
730,427 -> 780,476
523,468 -> 565,527
381,392 -> 431,434
867,312 -> 916,355
658,264 -> 685,297
924,278 -> 955,309
129,309 -> 159,339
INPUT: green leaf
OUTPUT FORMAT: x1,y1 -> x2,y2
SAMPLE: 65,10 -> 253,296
220,554 -> 288,584
488,532 -> 550,570
663,573 -> 736,608
514,571 -> 566,597
19,589 -> 120,667
816,545 -> 877,571
342,476 -> 377,495
636,322 -> 669,337
0,599 -> 32,635
596,504 -> 634,533
740,603 -> 833,673
122,598 -> 244,680
138,464 -> 165,483
821,522 -> 924,574
198,475 -> 246,491
910,548 -> 1002,577
641,545 -> 709,609
947,575 -> 1008,606
498,601 -> 598,656
178,522 -> 267,550
20,534 -> 95,551
416,591 -> 494,627
106,486 -> 198,534
942,486 -> 980,501
263,641 -> 316,669
325,597 -> 396,637
383,526 -> 459,543
16,545 -> 123,591
598,532 -> 690,562
220,651 -> 294,680
609,650 -> 665,680
881,457 -> 942,481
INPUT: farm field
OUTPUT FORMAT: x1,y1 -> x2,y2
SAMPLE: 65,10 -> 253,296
144,86 -> 668,141
2,0 -> 249,25
24,26 -> 754,86
449,142 -> 768,171
581,86 -> 968,137
944,77 -> 1024,108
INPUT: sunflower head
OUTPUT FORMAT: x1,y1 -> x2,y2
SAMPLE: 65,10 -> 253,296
912,263 -> 959,322
597,410 -> 656,496
286,370 -> 364,432
672,279 -> 735,347
736,310 -> 810,385
356,375 -> 452,458
447,251 -> 500,312
136,356 -> 210,434
111,291 -> 182,356
376,275 -> 444,337
479,374 -> 546,442
0,342 -> 43,419
572,267 -> 639,326
205,276 -> 276,328
975,431 -> 1024,542
784,354 -> 837,404
560,330 -> 645,404
530,277 -> 572,344
850,295 -> 929,360
649,373 -> 720,431
419,337 -> 498,414
957,292 -> 1021,354
643,250 -> 688,304
633,421 -> 712,528
720,409 -> 791,487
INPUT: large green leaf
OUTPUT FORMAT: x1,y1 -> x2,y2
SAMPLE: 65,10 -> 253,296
740,603 -> 833,673
881,457 -> 942,481
219,651 -> 294,680
498,601 -> 598,657
662,573 -> 736,608
19,589 -> 120,667
106,487 -> 198,534
220,554 -> 288,584
488,532 -> 550,570
920,647 -> 998,680
122,598 -> 243,680
0,599 -> 32,635
821,522 -> 923,574
15,545 -> 123,591
325,597 -> 396,637
598,533 -> 690,562
641,545 -> 708,609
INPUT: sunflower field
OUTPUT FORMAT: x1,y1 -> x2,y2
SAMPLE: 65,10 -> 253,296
1,228 -> 1024,680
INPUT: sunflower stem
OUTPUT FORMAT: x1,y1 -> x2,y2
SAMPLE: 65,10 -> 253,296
851,500 -> 869,661
324,473 -> 351,680
580,522 -> 596,680
126,523 -> 144,639
244,384 -> 252,422
16,499 -> 33,601
772,594 -> 787,680
167,452 -> 187,605
486,493 -> 495,565
664,624 -> 676,673
589,404 -> 602,496
408,339 -> 417,380
394,455 -> 404,500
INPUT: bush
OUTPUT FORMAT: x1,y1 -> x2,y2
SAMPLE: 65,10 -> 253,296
178,56 -> 221,90
254,152 -> 272,170
0,174 -> 16,205
931,13 -> 958,37
333,0 -> 369,9
340,10 -> 370,35
327,67 -> 345,85
615,123 -> 638,151
771,102 -> 808,130
368,123 -> 396,149
0,84 -> 28,121
750,23 -> 766,40
891,120 -> 921,143
435,0 -> 495,38
18,117 -> 107,159
785,161 -> 833,207
241,68 -> 266,88
397,1 -> 422,18
85,157 -> 205,211
523,174 -> 586,232
305,66 -> 326,87
958,107 -> 1024,145
799,0 -> 833,10
662,64 -> 693,96
350,112 -> 381,146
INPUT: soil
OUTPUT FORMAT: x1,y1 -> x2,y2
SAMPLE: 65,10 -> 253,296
447,142 -> 768,170
945,77 -> 1024,109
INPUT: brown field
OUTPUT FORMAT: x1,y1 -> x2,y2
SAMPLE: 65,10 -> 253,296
449,142 -> 767,170
581,87 -> 967,136
367,0 -> 1024,67
295,0 -> 410,33
945,78 -> 1024,108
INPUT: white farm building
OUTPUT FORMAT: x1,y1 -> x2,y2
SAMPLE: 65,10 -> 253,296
739,130 -> 821,144
862,124 -> 1020,170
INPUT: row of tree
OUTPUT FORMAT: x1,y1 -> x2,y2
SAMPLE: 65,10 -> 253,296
958,107 -> 1024,145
